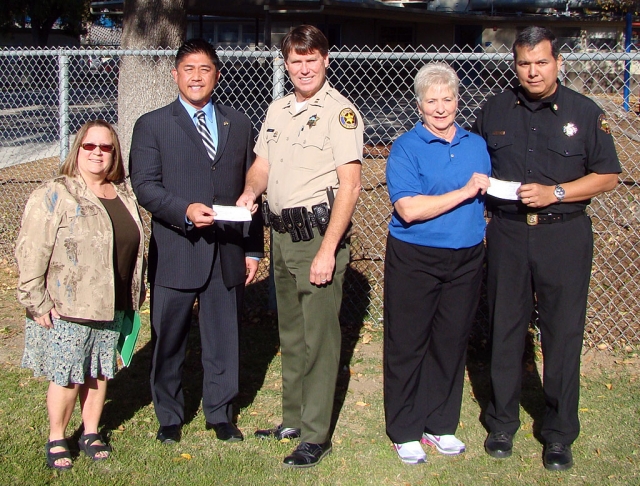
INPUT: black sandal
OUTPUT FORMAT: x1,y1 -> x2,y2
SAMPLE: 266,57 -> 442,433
45,439 -> 73,470
78,433 -> 112,461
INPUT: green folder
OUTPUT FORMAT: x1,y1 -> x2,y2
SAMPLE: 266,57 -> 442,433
117,310 -> 141,367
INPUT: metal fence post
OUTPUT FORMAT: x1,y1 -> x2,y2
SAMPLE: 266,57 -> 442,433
58,51 -> 70,163
272,54 -> 285,100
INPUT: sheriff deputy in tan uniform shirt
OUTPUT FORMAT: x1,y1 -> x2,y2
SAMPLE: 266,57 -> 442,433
237,25 -> 363,469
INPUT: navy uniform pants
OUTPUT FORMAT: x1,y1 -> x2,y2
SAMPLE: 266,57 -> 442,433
271,228 -> 349,444
484,213 -> 593,445
383,235 -> 484,444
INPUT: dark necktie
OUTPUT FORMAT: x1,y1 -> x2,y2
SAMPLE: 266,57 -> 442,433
195,110 -> 217,160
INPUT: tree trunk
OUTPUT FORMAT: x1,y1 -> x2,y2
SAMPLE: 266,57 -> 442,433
118,0 -> 186,162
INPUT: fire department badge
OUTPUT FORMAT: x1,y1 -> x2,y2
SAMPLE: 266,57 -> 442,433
562,122 -> 577,137
339,108 -> 357,129
598,114 -> 611,134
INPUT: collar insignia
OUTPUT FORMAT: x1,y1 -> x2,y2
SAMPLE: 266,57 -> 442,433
563,123 -> 577,137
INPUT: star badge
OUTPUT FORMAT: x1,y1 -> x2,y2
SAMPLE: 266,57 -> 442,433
307,114 -> 319,128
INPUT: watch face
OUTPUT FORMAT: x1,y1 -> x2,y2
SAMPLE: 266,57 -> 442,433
555,185 -> 565,200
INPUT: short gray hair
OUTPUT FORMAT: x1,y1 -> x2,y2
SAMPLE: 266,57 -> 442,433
414,62 -> 459,102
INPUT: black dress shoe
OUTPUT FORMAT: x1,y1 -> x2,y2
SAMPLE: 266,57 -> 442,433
205,422 -> 244,442
484,431 -> 513,458
543,443 -> 573,471
156,425 -> 181,444
255,424 -> 301,441
282,441 -> 332,468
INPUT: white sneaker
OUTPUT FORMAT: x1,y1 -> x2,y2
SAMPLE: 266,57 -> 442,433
393,441 -> 427,464
421,433 -> 466,455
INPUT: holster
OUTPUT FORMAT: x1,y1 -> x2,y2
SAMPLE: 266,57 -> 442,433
262,200 -> 271,227
281,207 -> 314,242
311,202 -> 330,236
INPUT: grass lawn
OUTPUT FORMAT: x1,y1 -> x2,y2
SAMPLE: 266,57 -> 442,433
0,269 -> 638,485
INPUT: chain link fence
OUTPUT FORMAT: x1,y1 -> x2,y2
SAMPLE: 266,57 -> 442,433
1,45 -> 638,348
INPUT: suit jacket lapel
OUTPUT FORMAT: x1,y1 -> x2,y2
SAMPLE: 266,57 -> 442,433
213,103 -> 230,167
172,99 -> 212,161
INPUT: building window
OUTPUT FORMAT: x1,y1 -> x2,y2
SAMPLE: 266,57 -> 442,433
379,25 -> 413,48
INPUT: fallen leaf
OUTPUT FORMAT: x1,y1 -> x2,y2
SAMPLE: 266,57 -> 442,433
361,333 -> 372,344
596,448 -> 601,456
118,425 -> 125,431
140,309 -> 150,314
605,383 -> 613,390
180,453 -> 192,460
355,401 -> 369,407
597,343 -> 607,350
579,408 -> 589,412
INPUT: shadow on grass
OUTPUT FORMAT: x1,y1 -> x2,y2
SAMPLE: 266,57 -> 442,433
466,291 -> 546,445
95,278 -> 279,439
331,267 -> 371,436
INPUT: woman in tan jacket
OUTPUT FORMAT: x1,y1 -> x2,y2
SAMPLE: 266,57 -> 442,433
15,120 -> 145,471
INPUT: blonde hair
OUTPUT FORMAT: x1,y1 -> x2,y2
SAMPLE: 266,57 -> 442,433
59,120 -> 125,182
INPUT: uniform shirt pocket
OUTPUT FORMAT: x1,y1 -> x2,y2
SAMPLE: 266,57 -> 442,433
265,129 -> 282,144
486,133 -> 515,152
547,137 -> 586,181
291,130 -> 327,170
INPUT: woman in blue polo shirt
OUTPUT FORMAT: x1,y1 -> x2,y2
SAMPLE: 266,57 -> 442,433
384,62 -> 491,465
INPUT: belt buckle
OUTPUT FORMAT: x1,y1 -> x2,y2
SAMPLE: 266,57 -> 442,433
526,213 -> 538,226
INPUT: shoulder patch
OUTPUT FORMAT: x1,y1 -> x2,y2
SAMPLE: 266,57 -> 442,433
598,114 -> 611,134
339,108 -> 357,129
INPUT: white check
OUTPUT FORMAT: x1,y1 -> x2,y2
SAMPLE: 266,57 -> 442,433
487,177 -> 522,201
212,205 -> 252,222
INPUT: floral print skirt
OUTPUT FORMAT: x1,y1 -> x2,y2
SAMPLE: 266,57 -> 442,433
22,311 -> 124,387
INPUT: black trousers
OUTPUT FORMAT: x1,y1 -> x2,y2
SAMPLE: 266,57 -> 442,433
384,235 -> 484,444
484,213 -> 593,445
149,247 -> 242,427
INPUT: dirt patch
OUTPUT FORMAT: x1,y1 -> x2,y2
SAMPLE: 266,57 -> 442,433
0,264 -> 24,366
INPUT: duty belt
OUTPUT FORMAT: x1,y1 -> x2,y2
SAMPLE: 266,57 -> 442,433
270,211 -> 320,234
495,210 -> 584,226
268,203 -> 331,242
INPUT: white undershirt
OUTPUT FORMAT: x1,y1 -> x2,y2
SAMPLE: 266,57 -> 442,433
294,100 -> 307,113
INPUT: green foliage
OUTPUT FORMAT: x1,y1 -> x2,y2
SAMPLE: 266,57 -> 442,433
597,0 -> 640,14
0,0 -> 90,46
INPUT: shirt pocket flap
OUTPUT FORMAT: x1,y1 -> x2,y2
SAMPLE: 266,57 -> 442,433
486,133 -> 514,151
265,129 -> 282,144
294,130 -> 326,150
548,138 -> 585,158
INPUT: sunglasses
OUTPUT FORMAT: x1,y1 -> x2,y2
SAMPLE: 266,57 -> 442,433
81,143 -> 114,153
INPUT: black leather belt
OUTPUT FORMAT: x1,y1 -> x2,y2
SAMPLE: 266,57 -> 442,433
270,211 -> 319,234
495,210 -> 584,226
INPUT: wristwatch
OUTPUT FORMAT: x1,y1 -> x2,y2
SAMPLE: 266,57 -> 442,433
554,184 -> 565,202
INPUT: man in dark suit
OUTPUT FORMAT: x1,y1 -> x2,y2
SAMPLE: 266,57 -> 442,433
129,39 -> 263,444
